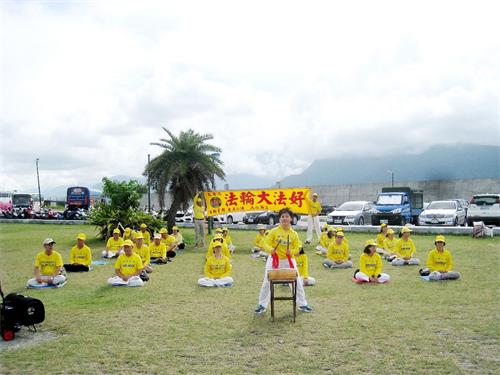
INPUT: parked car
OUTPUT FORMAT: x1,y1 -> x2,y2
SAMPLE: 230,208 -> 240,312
213,211 -> 246,224
467,194 -> 500,226
451,199 -> 469,216
327,201 -> 374,225
418,200 -> 466,226
243,211 -> 301,225
372,187 -> 423,225
320,205 -> 336,216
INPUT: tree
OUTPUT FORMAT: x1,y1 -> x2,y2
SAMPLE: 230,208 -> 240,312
145,128 -> 225,229
101,177 -> 144,211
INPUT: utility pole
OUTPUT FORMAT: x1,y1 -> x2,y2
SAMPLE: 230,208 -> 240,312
387,170 -> 394,187
147,154 -> 151,213
36,158 -> 42,209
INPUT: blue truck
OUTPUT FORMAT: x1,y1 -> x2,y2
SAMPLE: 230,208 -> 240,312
371,187 -> 423,225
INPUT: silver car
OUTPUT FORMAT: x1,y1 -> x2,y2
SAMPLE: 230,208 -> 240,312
327,201 -> 374,225
419,200 -> 466,226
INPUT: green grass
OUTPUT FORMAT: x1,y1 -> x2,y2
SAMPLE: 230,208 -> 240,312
0,224 -> 498,374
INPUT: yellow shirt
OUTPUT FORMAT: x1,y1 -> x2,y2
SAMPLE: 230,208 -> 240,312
295,253 -> 310,279
34,251 -> 64,276
123,232 -> 132,241
134,244 -> 151,265
140,230 -> 151,245
320,233 -> 335,248
426,248 -> 453,272
326,241 -> 350,262
376,233 -> 386,248
222,234 -> 233,246
173,232 -> 184,244
115,253 -> 143,276
383,237 -> 398,253
206,240 -> 231,259
359,252 -> 383,277
149,242 -> 167,258
395,238 -> 416,258
106,237 -> 124,252
194,204 -> 205,220
253,233 -> 266,249
263,226 -> 300,259
308,200 -> 322,215
204,255 -> 231,278
69,245 -> 92,266
161,235 -> 177,249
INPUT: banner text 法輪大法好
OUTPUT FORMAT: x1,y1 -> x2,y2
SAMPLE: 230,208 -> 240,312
203,188 -> 312,216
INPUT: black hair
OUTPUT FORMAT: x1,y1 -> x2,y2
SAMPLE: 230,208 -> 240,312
434,241 -> 446,246
299,247 -> 305,255
278,207 -> 294,218
327,231 -> 334,239
363,245 -> 372,254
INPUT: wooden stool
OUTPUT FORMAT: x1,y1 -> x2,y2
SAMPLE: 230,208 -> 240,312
268,269 -> 297,322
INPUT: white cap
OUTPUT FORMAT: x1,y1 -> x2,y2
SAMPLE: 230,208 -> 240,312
43,238 -> 56,245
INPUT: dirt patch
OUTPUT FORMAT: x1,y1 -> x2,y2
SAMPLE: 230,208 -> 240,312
0,329 -> 57,351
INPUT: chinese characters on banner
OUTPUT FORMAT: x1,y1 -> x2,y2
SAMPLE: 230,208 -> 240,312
203,188 -> 312,217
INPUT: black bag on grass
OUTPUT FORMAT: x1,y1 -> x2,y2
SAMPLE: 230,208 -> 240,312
2,293 -> 45,328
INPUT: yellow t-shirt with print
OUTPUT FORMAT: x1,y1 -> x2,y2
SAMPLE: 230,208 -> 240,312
69,245 -> 92,266
106,237 -> 124,252
204,255 -> 231,278
115,253 -> 143,276
263,226 -> 300,259
426,248 -> 453,272
161,235 -> 177,249
134,244 -> 151,265
395,238 -> 416,258
326,242 -> 349,262
149,242 -> 167,258
359,252 -> 383,278
34,251 -> 64,276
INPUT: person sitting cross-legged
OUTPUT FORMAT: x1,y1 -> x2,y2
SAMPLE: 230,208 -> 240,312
391,227 -> 420,266
64,233 -> 92,272
323,231 -> 352,269
222,227 -> 235,254
103,228 -> 124,258
295,248 -> 316,286
134,234 -> 152,273
171,226 -> 185,250
354,240 -> 391,283
251,224 -> 269,259
316,225 -> 335,256
197,244 -> 233,287
159,228 -> 177,260
420,235 -> 461,281
149,234 -> 168,264
27,238 -> 67,288
107,240 -> 144,287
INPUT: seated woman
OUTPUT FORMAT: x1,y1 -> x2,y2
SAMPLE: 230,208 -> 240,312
64,233 -> 92,272
103,228 -> 124,258
122,227 -> 132,241
149,234 -> 168,264
392,227 -> 419,265
27,238 -> 67,288
133,234 -> 152,273
206,234 -> 231,260
316,226 -> 335,256
315,223 -> 330,254
198,243 -> 233,287
222,227 -> 235,254
159,228 -> 177,260
376,223 -> 388,255
171,226 -> 185,250
421,235 -> 461,280
255,208 -> 313,315
323,231 -> 352,268
251,224 -> 269,259
107,240 -> 144,287
295,248 -> 316,286
381,229 -> 398,260
354,240 -> 390,283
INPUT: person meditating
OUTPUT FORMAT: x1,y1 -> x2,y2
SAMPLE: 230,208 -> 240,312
197,243 -> 233,287
107,240 -> 144,287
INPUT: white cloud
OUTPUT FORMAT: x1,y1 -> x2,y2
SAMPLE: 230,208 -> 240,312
1,0 -> 499,191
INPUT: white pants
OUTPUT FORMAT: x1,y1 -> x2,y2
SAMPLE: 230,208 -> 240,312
251,247 -> 268,258
197,276 -> 234,287
27,275 -> 66,287
258,257 -> 308,308
228,244 -> 235,254
429,271 -> 461,281
107,276 -> 144,287
324,260 -> 353,268
306,215 -> 321,242
301,276 -> 316,286
316,245 -> 327,255
355,271 -> 390,283
102,250 -> 117,258
391,258 -> 420,266
194,219 -> 205,246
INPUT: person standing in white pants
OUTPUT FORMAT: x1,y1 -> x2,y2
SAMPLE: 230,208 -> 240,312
193,196 -> 206,248
108,240 -> 145,287
255,208 -> 313,314
354,240 -> 391,283
305,193 -> 322,244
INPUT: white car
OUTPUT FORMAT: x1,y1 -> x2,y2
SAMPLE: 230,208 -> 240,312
213,211 -> 246,224
467,194 -> 500,226
327,201 -> 374,225
418,200 -> 466,226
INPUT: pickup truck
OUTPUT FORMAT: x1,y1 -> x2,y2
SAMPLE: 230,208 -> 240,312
371,187 -> 423,225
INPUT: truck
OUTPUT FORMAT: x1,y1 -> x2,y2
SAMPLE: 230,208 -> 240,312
371,187 -> 423,225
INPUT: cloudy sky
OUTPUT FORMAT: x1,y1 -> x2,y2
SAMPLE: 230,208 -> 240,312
1,0 -> 499,191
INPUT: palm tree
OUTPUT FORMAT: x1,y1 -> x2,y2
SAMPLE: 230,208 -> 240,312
145,128 -> 225,229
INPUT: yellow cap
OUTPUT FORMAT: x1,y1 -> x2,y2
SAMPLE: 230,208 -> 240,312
222,227 -> 228,232
327,226 -> 335,232
159,228 -> 168,234
322,223 -> 329,229
365,239 -> 377,247
213,234 -> 223,240
387,229 -> 395,235
335,227 -> 343,232
172,226 -> 179,231
77,233 -> 86,240
123,240 -> 133,247
312,193 -> 318,197
124,227 -> 131,233
135,233 -> 144,239
140,223 -> 147,229
380,223 -> 387,228
401,227 -> 412,234
336,231 -> 345,237
215,228 -> 223,233
435,235 -> 446,243
113,228 -> 120,234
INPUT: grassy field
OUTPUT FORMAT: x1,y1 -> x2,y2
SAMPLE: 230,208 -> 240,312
0,223 -> 498,375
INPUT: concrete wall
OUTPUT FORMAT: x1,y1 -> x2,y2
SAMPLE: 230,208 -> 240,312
311,178 -> 500,206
